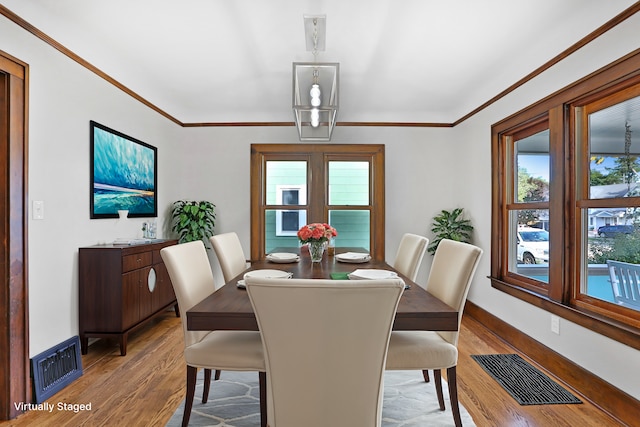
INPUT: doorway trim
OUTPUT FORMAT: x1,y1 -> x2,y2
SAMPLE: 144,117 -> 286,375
0,50 -> 29,420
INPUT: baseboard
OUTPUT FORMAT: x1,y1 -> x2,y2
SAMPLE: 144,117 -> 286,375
465,301 -> 638,427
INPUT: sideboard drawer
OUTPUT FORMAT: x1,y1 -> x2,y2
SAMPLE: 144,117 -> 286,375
122,252 -> 152,272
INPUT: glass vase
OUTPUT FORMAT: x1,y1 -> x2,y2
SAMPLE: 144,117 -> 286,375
309,241 -> 326,263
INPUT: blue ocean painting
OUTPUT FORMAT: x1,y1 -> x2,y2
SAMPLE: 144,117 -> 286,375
93,126 -> 156,216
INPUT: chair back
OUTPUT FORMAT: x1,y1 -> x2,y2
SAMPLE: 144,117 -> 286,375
607,260 -> 640,308
426,239 -> 483,345
210,232 -> 248,283
160,241 -> 215,347
245,278 -> 405,427
393,233 -> 429,282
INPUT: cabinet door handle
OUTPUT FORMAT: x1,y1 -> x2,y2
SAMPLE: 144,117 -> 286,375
148,268 -> 157,292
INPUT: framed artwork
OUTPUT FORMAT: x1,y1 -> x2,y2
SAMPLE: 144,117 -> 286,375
90,120 -> 157,218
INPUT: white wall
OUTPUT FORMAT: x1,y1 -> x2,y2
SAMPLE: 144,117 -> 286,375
3,5 -> 639,401
1,14 -> 182,356
456,12 -> 640,399
176,125 -> 454,287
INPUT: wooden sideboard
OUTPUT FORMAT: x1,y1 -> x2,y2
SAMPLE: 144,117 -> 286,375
79,239 -> 178,355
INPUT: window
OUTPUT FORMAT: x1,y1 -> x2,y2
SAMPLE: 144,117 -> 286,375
504,122 -> 551,290
492,51 -> 640,345
275,185 -> 307,236
575,85 -> 640,319
250,144 -> 385,260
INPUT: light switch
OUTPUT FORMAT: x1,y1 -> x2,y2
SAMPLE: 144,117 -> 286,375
33,200 -> 44,220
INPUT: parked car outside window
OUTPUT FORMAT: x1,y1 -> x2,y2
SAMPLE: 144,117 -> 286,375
597,224 -> 634,238
517,227 -> 549,264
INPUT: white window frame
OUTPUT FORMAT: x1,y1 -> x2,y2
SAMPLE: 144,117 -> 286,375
275,185 -> 307,236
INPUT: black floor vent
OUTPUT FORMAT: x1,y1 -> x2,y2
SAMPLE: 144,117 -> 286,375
30,336 -> 83,403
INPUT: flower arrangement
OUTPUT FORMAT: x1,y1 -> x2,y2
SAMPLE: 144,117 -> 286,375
297,223 -> 338,244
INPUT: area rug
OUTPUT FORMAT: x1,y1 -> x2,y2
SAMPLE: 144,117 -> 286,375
165,370 -> 476,426
471,354 -> 581,405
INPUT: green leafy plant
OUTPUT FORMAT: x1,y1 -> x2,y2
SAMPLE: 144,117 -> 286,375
427,208 -> 474,255
588,232 -> 640,264
171,200 -> 216,244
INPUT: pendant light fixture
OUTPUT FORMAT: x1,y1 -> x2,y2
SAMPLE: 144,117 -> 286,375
292,15 -> 339,141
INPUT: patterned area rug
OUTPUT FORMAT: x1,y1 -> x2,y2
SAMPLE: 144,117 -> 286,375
471,354 -> 582,405
165,370 -> 476,426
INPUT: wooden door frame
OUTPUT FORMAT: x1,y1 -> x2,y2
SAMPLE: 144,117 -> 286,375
0,50 -> 29,420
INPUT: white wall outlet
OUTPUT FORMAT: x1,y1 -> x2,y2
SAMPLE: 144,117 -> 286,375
551,314 -> 560,335
33,200 -> 44,220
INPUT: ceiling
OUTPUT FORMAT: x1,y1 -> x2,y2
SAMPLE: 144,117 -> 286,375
1,1 -> 637,125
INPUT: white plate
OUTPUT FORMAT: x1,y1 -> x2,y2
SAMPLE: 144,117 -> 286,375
266,252 -> 300,263
335,252 -> 371,263
348,269 -> 399,280
244,269 -> 293,280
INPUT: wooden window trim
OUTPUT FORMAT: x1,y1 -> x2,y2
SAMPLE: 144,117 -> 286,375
491,48 -> 640,351
250,144 -> 385,261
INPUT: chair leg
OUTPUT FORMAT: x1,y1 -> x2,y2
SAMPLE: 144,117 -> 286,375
183,365 -> 197,427
202,369 -> 212,403
447,366 -> 462,427
215,369 -> 221,380
433,369 -> 445,410
422,369 -> 430,382
259,371 -> 267,427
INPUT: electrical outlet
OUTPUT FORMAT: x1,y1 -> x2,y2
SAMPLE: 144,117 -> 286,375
551,314 -> 560,334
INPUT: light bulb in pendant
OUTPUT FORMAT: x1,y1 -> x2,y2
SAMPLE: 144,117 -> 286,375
310,84 -> 321,107
310,108 -> 320,127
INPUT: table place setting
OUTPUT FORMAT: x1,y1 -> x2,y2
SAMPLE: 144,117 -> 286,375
237,269 -> 293,288
347,269 -> 399,280
335,251 -> 371,263
266,252 -> 300,263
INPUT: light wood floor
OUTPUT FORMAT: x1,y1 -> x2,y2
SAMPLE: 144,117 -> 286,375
1,309 -> 626,427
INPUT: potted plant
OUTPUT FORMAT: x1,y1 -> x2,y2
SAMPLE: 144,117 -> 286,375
427,208 -> 474,255
171,200 -> 216,244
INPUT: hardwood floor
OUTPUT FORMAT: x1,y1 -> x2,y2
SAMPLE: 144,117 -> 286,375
0,309 -> 626,426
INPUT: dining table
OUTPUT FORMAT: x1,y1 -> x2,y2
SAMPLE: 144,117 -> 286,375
187,246 -> 458,333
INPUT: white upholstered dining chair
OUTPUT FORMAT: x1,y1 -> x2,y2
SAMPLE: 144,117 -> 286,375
386,239 -> 482,427
245,277 -> 405,427
160,241 -> 265,427
392,233 -> 429,282
210,232 -> 250,283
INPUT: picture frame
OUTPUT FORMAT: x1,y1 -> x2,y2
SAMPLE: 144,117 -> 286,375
90,120 -> 157,219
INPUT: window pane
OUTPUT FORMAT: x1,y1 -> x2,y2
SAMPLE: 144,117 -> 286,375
515,130 -> 550,203
583,206 -> 640,310
265,209 -> 306,251
328,161 -> 369,205
266,161 -> 307,205
507,209 -> 550,282
589,95 -> 640,199
328,210 -> 370,251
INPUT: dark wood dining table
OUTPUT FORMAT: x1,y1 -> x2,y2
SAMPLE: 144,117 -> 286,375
187,246 -> 458,333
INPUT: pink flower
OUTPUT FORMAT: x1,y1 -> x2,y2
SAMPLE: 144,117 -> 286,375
298,223 -> 338,244
297,227 -> 313,241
